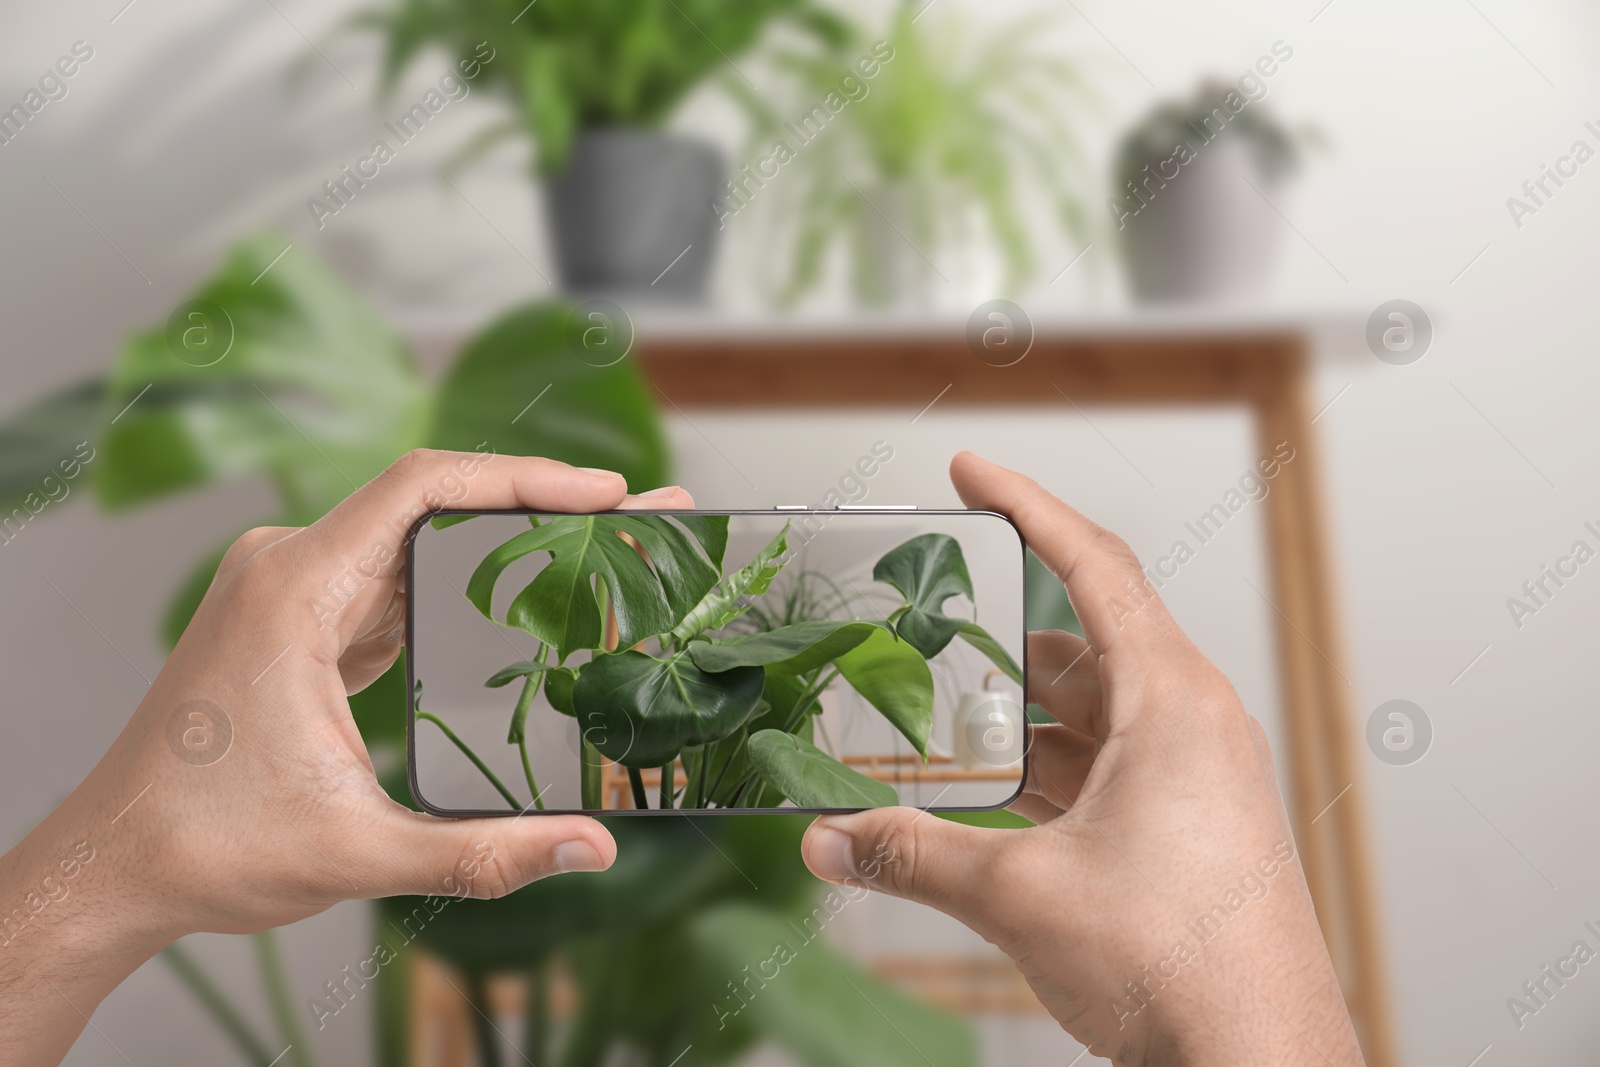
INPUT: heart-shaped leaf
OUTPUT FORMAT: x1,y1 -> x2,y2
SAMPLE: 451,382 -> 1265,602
686,620 -> 886,677
671,522 -> 789,642
746,731 -> 897,809
956,622 -> 1023,684
572,649 -> 764,768
833,627 -> 934,756
467,514 -> 725,658
873,533 -> 974,658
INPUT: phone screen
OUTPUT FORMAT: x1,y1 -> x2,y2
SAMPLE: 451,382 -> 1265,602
406,509 -> 1026,815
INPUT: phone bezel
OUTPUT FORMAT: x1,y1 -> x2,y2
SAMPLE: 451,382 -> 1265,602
404,507 -> 1029,817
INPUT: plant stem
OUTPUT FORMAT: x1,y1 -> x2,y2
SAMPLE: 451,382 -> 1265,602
627,766 -> 649,810
779,667 -> 838,736
692,747 -> 710,809
580,739 -> 602,810
704,734 -> 745,806
253,929 -> 315,1067
658,761 -> 675,809
160,942 -> 278,1066
464,971 -> 504,1067
510,663 -> 546,808
417,711 -> 522,809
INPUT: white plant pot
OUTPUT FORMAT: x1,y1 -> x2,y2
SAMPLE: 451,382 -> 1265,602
1119,137 -> 1284,303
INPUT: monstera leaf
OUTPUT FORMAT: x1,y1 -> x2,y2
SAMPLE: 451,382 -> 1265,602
571,649 -> 764,768
466,514 -> 727,657
429,301 -> 668,493
873,533 -> 973,658
98,231 -> 428,514
690,906 -> 978,1067
687,619 -> 887,676
746,731 -> 897,809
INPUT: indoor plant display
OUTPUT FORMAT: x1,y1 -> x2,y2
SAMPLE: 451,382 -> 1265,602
419,521 -> 1023,811
355,0 -> 848,300
734,1 -> 1097,309
1111,76 -> 1312,302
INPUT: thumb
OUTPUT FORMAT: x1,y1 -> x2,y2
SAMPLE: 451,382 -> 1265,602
360,810 -> 617,900
803,808 -> 1004,919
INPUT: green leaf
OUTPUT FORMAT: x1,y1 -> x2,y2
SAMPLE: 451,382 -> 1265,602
956,621 -> 1022,684
746,731 -> 897,809
99,231 -> 428,515
484,661 -> 551,688
690,905 -> 977,1067
670,522 -> 787,641
873,533 -> 975,659
833,627 -> 934,756
429,300 -> 668,494
0,379 -> 105,520
674,513 -> 730,572
466,514 -> 722,657
687,619 -> 886,677
571,649 -> 764,768
543,666 -> 578,716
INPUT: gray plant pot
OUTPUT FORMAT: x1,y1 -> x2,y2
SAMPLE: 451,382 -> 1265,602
1118,138 -> 1283,304
543,129 -> 723,302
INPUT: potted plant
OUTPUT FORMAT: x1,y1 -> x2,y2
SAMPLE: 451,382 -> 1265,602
1111,77 -> 1313,303
354,0 -> 849,301
732,2 -> 1097,310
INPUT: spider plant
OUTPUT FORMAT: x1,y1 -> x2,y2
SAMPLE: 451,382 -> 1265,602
733,1 -> 1099,307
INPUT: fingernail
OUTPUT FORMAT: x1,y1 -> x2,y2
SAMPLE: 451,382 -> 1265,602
554,840 -> 606,873
806,826 -> 856,882
578,466 -> 622,480
638,485 -> 681,499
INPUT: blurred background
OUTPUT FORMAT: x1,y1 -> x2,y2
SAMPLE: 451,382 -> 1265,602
3,0 -> 1598,1063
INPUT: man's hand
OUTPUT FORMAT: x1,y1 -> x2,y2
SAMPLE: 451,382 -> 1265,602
801,452 -> 1365,1066
0,450 -> 690,1065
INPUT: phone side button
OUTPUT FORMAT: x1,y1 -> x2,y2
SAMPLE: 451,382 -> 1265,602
838,504 -> 917,510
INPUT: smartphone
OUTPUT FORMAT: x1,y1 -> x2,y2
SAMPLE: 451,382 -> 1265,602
405,507 -> 1027,816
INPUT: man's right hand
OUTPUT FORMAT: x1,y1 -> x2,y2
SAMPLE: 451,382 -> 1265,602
801,452 -> 1365,1066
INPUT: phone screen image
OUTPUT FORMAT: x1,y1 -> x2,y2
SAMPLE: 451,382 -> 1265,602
406,509 -> 1026,815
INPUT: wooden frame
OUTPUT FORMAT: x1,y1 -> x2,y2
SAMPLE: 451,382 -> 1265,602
635,329 -> 1400,1067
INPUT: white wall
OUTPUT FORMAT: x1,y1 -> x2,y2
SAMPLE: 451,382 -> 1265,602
4,0 -> 1600,1064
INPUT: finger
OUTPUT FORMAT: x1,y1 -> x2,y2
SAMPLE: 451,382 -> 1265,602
802,808 -> 1009,925
949,451 -> 1179,655
1019,724 -> 1099,812
1008,791 -> 1063,825
358,808 -> 617,900
617,486 -> 696,510
1025,630 -> 1104,738
311,450 -> 629,565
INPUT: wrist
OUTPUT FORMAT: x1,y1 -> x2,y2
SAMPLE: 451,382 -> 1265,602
1124,934 -> 1362,1067
1,775 -> 181,978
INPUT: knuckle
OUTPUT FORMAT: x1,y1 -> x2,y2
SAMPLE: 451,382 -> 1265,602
219,526 -> 288,572
460,841 -> 523,900
1086,523 -> 1142,573
863,815 -> 928,898
391,448 -> 444,482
